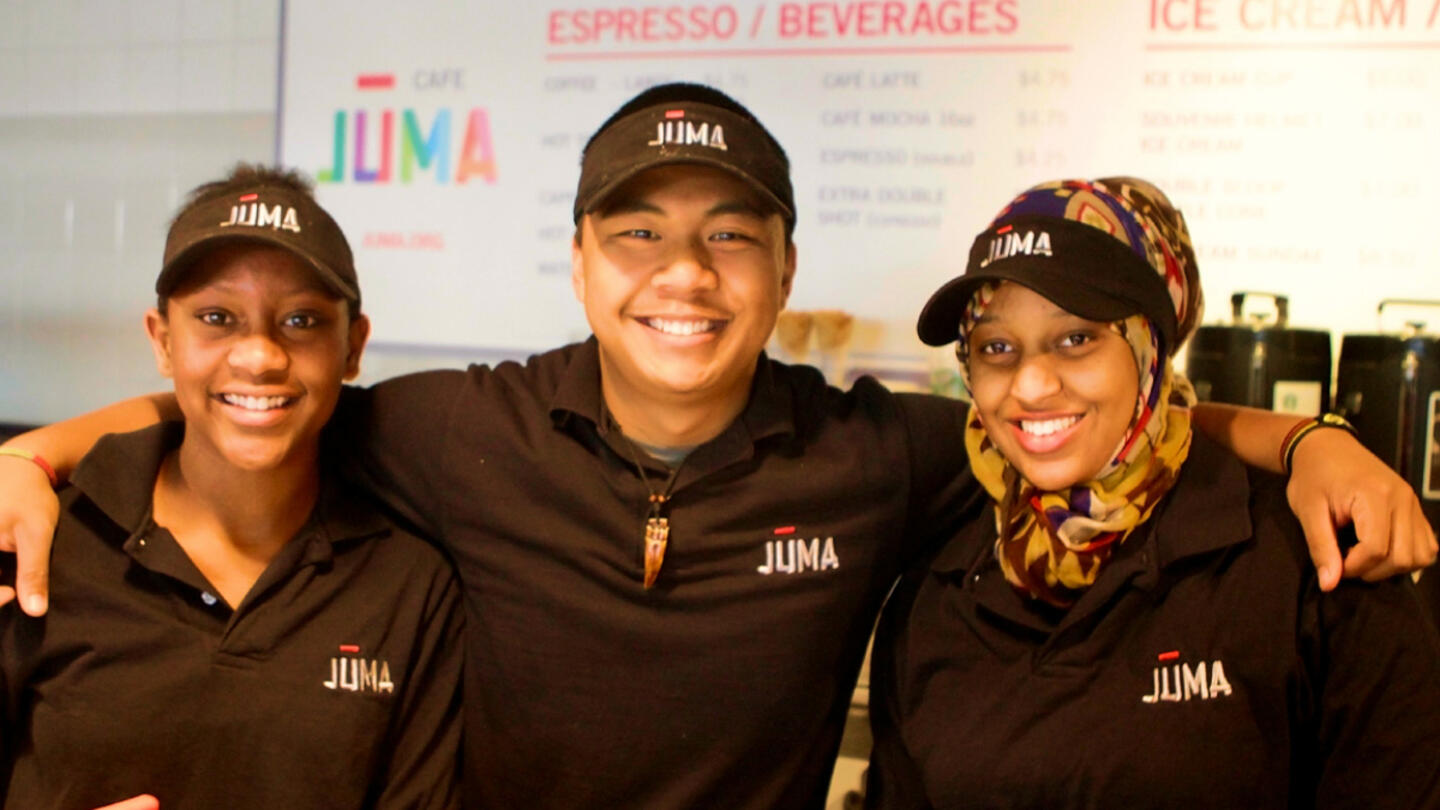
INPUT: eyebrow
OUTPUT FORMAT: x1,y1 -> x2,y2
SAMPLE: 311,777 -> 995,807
184,278 -> 337,301
594,198 -> 769,221
594,199 -> 664,218
706,200 -> 768,219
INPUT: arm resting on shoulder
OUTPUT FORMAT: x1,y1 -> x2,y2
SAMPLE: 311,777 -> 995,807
0,394 -> 178,615
1191,402 -> 1436,591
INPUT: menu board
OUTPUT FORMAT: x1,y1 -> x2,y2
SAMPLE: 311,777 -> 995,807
280,0 -> 1440,387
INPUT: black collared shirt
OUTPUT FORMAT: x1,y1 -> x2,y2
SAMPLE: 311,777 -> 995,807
866,432 -> 1440,809
330,338 -> 984,810
0,423 -> 463,810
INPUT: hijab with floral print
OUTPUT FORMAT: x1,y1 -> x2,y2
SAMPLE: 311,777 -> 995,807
958,178 -> 1203,607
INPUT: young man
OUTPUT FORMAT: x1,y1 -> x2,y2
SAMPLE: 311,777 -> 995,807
0,85 -> 1433,809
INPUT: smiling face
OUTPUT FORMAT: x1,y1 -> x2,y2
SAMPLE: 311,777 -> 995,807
964,282 -> 1138,491
572,164 -> 796,428
145,244 -> 369,476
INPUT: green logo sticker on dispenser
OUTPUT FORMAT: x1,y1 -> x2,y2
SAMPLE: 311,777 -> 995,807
1272,380 -> 1323,416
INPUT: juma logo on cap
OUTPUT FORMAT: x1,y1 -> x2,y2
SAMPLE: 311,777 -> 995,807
646,109 -> 729,151
573,96 -> 794,224
159,183 -> 359,307
978,225 -> 1054,269
217,192 -> 303,234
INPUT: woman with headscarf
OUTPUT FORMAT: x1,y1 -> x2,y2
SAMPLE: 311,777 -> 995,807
865,178 -> 1440,809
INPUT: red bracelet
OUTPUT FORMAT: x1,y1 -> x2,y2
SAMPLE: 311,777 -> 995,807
0,447 -> 59,488
1277,418 -> 1312,474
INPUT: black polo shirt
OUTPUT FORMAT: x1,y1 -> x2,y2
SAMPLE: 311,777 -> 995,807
329,338 -> 983,810
866,432 -> 1440,809
0,423 -> 464,810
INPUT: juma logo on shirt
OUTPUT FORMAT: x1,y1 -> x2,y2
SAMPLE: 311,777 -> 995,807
1141,650 -> 1233,704
323,644 -> 395,694
757,526 -> 840,575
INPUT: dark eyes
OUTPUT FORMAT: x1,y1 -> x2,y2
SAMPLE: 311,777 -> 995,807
194,311 -> 321,329
283,313 -> 320,329
969,331 -> 1097,358
612,227 -> 758,243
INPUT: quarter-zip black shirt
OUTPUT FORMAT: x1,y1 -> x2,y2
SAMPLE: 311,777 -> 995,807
330,339 -> 984,810
866,432 -> 1440,809
0,423 -> 464,810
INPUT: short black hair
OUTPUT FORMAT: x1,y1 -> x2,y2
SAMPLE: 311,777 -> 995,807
170,163 -> 315,230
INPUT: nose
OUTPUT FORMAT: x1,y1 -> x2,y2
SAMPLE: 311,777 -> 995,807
1010,352 -> 1062,404
651,237 -> 717,296
227,328 -> 289,378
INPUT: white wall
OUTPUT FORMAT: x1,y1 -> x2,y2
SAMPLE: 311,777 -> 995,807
0,0 -> 280,425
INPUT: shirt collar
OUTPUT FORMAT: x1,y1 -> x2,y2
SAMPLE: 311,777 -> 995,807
70,422 -> 181,534
1147,430 -> 1253,567
549,337 -> 607,429
71,422 -> 390,552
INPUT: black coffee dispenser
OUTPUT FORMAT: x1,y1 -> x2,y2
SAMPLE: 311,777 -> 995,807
1186,292 -> 1332,415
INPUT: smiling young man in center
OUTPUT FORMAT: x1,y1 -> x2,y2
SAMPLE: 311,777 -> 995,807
0,83 -> 1434,810
573,161 -> 795,450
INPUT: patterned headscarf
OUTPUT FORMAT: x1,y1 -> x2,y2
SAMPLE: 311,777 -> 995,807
958,178 -> 1203,607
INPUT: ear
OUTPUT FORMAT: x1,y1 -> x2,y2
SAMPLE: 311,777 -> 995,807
343,313 -> 372,381
778,241 -> 798,310
570,226 -> 587,303
143,308 -> 175,378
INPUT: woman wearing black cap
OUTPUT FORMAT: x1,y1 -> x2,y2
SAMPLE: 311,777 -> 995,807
0,166 -> 462,810
866,178 -> 1440,809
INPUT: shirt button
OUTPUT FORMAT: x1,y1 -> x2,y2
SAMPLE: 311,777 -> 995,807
201,591 -> 218,606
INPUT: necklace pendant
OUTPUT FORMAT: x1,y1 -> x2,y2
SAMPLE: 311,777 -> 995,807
643,517 -> 670,589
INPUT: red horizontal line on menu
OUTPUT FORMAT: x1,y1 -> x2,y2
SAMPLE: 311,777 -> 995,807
546,43 -> 1071,60
356,73 -> 396,90
1146,41 -> 1440,52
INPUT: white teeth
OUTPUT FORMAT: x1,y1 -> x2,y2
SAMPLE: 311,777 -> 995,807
1020,415 -> 1080,436
220,393 -> 292,411
643,317 -> 721,336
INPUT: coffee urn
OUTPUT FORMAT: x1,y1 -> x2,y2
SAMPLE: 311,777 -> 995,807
1186,292 -> 1332,415
1335,300 -> 1440,626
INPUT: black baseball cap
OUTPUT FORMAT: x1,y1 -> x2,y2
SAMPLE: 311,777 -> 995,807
574,87 -> 795,228
158,182 -> 359,308
917,215 -> 1177,350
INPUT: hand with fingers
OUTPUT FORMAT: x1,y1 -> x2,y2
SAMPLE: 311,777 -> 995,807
1287,427 -> 1438,591
0,453 -> 57,616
